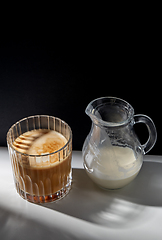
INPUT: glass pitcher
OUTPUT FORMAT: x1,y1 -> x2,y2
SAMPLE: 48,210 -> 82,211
82,97 -> 157,189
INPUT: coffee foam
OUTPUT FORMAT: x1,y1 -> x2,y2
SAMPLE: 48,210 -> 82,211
13,129 -> 67,156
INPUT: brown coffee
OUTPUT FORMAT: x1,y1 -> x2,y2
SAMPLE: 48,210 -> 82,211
12,129 -> 72,202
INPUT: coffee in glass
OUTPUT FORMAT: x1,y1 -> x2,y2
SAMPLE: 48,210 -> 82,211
7,115 -> 72,203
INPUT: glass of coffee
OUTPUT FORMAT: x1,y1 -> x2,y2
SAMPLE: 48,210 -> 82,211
7,115 -> 72,203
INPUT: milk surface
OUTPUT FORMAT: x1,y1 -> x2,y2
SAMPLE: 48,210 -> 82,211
85,146 -> 143,189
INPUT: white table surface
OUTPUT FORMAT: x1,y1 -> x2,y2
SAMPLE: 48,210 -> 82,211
1,147 -> 162,240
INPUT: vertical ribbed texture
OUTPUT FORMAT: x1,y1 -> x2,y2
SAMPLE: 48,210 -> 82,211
7,115 -> 72,203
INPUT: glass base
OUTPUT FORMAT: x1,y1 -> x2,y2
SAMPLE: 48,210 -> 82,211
15,181 -> 72,203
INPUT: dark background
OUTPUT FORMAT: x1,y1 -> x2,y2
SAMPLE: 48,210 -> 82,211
0,30 -> 160,154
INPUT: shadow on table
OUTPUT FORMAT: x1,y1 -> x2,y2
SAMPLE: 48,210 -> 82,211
43,159 -> 162,228
0,206 -> 78,240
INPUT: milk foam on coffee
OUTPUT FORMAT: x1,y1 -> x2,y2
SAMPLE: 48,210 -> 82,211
12,129 -> 67,167
85,146 -> 142,189
13,129 -> 67,155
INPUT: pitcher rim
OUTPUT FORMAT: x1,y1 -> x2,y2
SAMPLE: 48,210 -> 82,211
85,96 -> 134,127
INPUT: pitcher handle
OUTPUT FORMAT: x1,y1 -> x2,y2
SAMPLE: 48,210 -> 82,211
134,114 -> 157,154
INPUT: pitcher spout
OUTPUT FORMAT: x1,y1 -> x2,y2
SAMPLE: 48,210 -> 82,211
85,100 -> 101,126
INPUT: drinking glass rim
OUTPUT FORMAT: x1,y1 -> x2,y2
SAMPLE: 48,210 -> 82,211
6,115 -> 72,157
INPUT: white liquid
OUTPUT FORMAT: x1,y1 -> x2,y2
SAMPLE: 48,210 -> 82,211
85,146 -> 143,189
